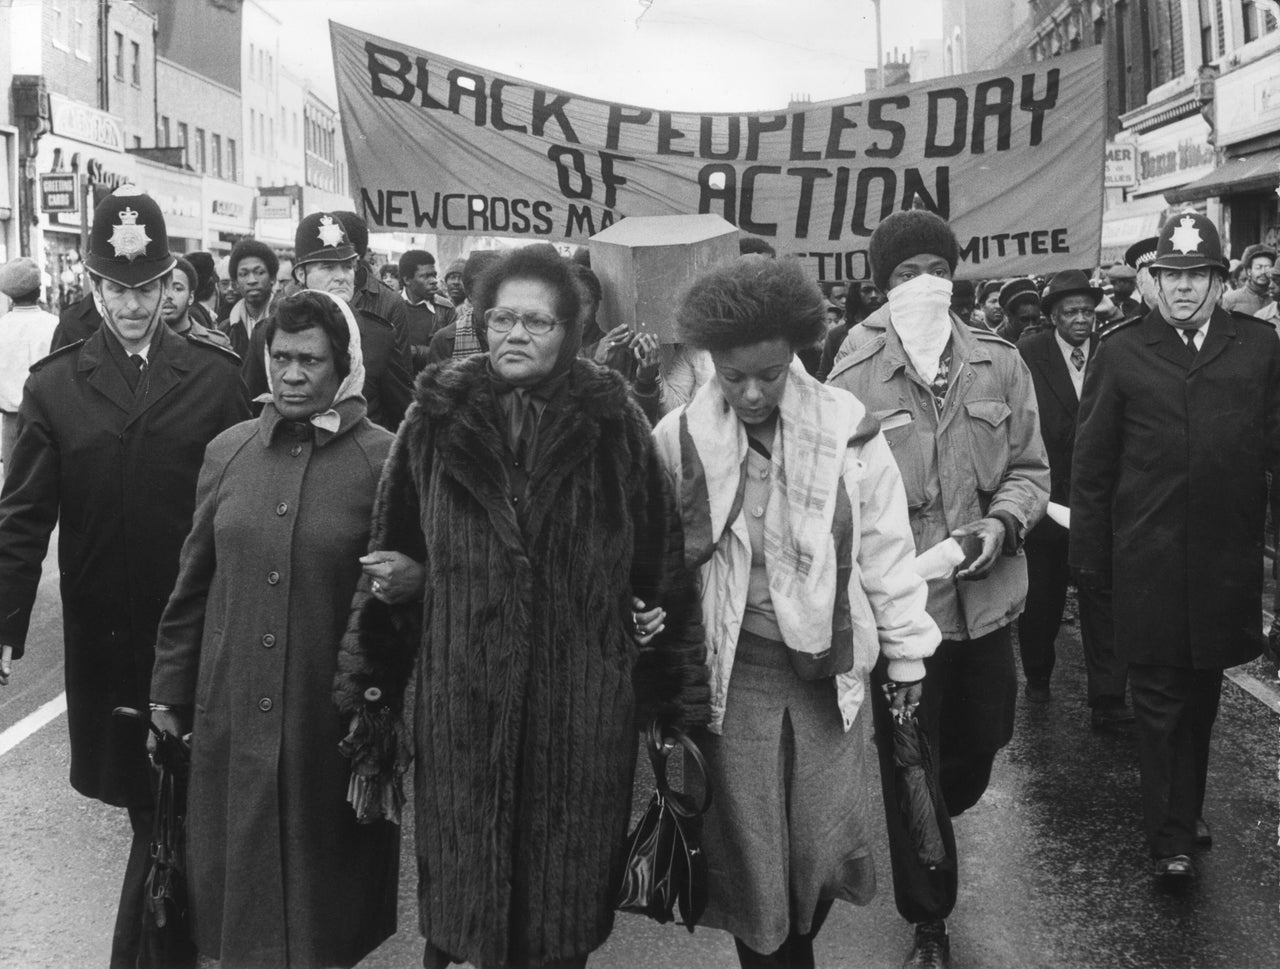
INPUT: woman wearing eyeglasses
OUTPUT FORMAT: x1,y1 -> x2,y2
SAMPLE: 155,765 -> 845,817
333,245 -> 710,969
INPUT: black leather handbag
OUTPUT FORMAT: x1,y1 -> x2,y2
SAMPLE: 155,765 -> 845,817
615,721 -> 713,932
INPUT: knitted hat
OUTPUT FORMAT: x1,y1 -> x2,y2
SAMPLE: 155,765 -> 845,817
869,210 -> 960,292
444,258 -> 466,280
229,238 -> 279,281
0,257 -> 41,299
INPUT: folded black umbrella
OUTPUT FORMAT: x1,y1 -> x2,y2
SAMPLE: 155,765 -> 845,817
113,707 -> 198,969
890,712 -> 948,869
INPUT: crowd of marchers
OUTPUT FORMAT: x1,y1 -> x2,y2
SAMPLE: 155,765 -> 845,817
0,190 -> 1276,969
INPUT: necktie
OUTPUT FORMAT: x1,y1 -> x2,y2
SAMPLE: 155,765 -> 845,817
1070,346 -> 1085,371
129,354 -> 146,373
1184,330 -> 1198,356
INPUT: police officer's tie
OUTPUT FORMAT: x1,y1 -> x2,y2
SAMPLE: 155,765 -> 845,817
1183,330 -> 1198,358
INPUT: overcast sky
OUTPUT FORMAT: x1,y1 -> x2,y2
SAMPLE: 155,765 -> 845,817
264,0 -> 943,111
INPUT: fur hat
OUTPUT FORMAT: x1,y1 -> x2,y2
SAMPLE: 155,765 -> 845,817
868,210 -> 960,293
0,257 -> 42,300
1241,243 -> 1277,268
444,258 -> 467,280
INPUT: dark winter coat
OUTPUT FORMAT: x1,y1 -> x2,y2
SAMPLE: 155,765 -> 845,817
50,292 -> 101,350
1018,328 -> 1098,545
0,324 -> 249,806
151,401 -> 398,968
333,356 -> 710,969
1070,307 -> 1280,669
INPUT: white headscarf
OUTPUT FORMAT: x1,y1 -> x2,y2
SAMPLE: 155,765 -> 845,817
886,273 -> 954,383
256,288 -> 365,433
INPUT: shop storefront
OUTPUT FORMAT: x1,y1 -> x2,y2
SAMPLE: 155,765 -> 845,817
254,186 -> 302,251
136,158 -> 204,254
205,181 -> 255,253
1168,52 -> 1280,255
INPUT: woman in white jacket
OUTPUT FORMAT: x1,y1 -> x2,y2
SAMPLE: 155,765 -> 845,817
652,258 -> 940,969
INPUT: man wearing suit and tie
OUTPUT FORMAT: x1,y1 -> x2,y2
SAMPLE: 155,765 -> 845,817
1016,271 -> 1131,727
1070,212 -> 1280,883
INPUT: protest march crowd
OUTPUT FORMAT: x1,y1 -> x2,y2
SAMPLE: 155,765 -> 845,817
0,170 -> 1277,969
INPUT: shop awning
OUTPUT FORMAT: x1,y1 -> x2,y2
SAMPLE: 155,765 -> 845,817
1164,148 -> 1280,204
1099,194 -> 1169,265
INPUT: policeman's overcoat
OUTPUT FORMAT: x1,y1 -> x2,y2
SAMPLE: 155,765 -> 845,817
1069,307 -> 1280,668
0,323 -> 249,805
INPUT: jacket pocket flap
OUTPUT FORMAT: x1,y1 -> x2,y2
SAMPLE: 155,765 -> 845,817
964,399 -> 1011,427
875,409 -> 914,432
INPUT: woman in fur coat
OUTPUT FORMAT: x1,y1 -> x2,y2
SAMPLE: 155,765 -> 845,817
333,246 -> 710,969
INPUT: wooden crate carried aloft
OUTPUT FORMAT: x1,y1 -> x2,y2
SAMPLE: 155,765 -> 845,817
588,214 -> 740,344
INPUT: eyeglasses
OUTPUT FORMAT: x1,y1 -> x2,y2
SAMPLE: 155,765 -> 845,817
484,307 -> 562,336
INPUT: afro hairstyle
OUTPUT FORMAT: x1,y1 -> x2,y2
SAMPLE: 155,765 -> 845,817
677,257 -> 826,352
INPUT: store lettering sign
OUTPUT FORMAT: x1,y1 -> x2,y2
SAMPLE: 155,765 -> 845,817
49,94 -> 125,152
211,198 -> 245,219
40,173 -> 79,213
1105,141 -> 1137,187
332,23 -> 1107,280
1133,116 -> 1215,194
256,194 -> 293,220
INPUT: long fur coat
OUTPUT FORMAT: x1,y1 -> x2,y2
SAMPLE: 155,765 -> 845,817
333,356 -> 709,969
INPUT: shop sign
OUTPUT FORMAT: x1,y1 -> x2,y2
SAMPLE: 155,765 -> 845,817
40,173 -> 80,214
211,198 -> 244,219
256,194 -> 293,220
1134,115 -> 1216,195
1105,141 -> 1137,187
1215,55 -> 1280,147
48,93 -> 125,152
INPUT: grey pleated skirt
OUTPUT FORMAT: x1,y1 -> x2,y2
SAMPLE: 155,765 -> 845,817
697,629 -> 876,954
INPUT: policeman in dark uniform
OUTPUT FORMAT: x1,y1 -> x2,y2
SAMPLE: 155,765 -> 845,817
1070,212 -> 1280,884
241,211 -> 414,431
0,187 -> 249,966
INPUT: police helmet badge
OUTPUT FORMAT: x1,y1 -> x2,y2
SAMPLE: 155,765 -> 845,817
1168,216 -> 1203,256
317,215 -> 346,248
108,207 -> 152,262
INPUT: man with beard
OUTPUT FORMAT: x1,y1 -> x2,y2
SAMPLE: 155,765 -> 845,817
221,238 -> 277,358
828,209 -> 1048,968
0,187 -> 249,968
162,256 -> 234,351
242,211 -> 413,431
1221,243 -> 1276,316
1071,212 -> 1280,883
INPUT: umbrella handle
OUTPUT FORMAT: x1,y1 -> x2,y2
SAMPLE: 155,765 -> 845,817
112,705 -> 165,740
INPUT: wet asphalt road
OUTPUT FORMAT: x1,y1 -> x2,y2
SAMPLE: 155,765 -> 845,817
1,542 -> 1277,969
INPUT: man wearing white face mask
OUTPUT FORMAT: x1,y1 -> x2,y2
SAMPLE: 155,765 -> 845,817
1070,211 -> 1280,885
828,209 -> 1049,969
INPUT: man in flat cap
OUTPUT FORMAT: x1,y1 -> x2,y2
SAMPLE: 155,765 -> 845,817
1071,212 -> 1280,884
996,278 -> 1046,344
1017,270 -> 1130,726
0,258 -> 58,475
1106,262 -> 1143,322
1222,243 -> 1276,317
0,187 -> 250,967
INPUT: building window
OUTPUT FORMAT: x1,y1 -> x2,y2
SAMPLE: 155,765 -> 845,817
293,112 -> 299,145
249,109 -> 257,152
177,122 -> 189,166
72,0 -> 87,54
228,139 -> 238,181
114,31 -> 125,80
195,128 -> 206,174
159,116 -> 170,147
249,43 -> 256,77
1240,0 -> 1273,41
131,41 -> 141,86
133,135 -> 142,149
212,134 -> 222,177
1199,0 -> 1215,61
269,118 -> 275,156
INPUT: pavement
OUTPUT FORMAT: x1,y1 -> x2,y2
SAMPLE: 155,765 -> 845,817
1,540 -> 1278,969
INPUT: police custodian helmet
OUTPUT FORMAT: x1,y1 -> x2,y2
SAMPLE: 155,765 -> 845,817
294,211 -> 356,268
84,185 -> 176,287
1148,211 -> 1228,275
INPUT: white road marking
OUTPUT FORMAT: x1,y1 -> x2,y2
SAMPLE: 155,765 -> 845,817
0,692 -> 67,757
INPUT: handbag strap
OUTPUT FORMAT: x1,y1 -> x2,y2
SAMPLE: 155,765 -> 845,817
646,720 -> 713,818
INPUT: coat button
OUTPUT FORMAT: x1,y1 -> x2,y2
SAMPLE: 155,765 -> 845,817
290,444 -> 302,457
262,633 -> 275,648
258,697 -> 273,712
276,502 -> 288,516
751,505 -> 765,518
267,570 -> 280,585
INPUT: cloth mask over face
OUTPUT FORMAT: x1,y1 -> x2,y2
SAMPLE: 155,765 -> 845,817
887,273 -> 954,384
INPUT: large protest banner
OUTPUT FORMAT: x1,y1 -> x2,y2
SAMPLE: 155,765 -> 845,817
331,22 -> 1104,282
